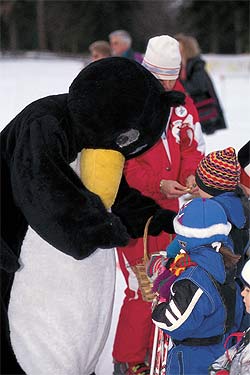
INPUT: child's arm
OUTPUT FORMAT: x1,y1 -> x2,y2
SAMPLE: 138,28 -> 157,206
152,278 -> 211,340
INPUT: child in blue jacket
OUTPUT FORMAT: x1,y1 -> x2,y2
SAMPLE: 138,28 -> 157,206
167,147 -> 249,276
152,198 -> 243,375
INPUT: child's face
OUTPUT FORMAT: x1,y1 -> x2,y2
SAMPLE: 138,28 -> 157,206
198,187 -> 213,198
241,286 -> 250,313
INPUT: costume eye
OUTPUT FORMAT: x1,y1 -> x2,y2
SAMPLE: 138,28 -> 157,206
116,129 -> 140,148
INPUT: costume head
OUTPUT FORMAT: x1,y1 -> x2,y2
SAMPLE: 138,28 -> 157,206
68,57 -> 182,157
68,57 -> 184,208
142,35 -> 181,80
167,198 -> 231,254
195,147 -> 241,196
238,141 -> 250,189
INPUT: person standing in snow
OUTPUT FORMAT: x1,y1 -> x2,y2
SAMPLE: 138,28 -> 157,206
112,35 -> 205,375
176,34 -> 227,135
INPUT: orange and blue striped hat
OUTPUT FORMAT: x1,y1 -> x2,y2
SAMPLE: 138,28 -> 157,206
142,35 -> 181,81
195,147 -> 241,196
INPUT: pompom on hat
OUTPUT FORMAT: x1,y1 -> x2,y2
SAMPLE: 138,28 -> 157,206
142,35 -> 181,80
238,141 -> 250,188
166,198 -> 231,255
241,259 -> 250,288
195,147 -> 241,196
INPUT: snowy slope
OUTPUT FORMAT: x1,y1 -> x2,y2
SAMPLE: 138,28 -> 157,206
0,56 -> 249,374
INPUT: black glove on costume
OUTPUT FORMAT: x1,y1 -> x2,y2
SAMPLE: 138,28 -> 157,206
148,209 -> 176,235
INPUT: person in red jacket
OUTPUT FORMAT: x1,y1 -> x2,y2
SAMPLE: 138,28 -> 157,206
112,35 -> 206,375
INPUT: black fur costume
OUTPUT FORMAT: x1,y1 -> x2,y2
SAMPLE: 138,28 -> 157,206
1,57 -> 184,374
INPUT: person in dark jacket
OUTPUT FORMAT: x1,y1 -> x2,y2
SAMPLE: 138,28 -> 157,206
175,34 -> 227,135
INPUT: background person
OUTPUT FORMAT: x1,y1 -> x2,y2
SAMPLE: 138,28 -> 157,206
109,29 -> 143,63
88,40 -> 111,61
112,35 -> 205,375
175,33 -> 227,135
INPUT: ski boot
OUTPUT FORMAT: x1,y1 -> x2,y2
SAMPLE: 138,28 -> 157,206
126,362 -> 150,375
113,361 -> 129,375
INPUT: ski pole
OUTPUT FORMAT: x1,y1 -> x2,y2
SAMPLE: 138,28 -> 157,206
150,324 -> 159,375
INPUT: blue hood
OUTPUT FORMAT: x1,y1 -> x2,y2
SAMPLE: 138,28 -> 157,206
189,246 -> 226,284
212,192 -> 245,229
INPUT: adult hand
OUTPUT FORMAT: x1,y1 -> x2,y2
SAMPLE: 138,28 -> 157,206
185,174 -> 199,194
160,179 -> 187,199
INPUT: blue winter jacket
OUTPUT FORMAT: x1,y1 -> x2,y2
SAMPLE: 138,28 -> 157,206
152,246 -> 243,375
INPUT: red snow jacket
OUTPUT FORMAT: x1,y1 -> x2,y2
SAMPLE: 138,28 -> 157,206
124,80 -> 205,212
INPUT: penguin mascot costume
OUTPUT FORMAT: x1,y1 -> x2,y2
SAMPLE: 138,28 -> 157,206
1,57 -> 184,375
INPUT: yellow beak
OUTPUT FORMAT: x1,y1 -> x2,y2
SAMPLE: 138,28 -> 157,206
80,149 -> 125,209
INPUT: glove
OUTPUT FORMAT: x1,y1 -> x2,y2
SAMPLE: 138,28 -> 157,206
96,212 -> 130,250
148,209 -> 176,236
152,267 -> 177,301
162,91 -> 185,107
166,238 -> 181,258
146,253 -> 166,282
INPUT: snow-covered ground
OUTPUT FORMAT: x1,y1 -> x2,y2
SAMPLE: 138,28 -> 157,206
0,55 -> 249,374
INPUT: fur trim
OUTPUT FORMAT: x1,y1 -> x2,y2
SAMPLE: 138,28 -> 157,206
173,216 -> 232,239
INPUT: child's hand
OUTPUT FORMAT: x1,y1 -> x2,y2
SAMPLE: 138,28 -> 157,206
146,254 -> 165,282
166,238 -> 180,258
152,268 -> 177,300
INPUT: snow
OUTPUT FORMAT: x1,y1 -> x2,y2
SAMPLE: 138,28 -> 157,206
0,55 -> 249,374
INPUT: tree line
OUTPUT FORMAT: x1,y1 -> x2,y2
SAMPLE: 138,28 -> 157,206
0,0 -> 249,55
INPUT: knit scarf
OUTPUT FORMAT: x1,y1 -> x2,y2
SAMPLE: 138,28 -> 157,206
169,253 -> 197,276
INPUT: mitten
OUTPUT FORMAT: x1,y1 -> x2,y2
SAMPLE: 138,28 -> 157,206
146,253 -> 166,282
166,238 -> 181,258
152,268 -> 177,300
148,209 -> 176,236
163,91 -> 185,107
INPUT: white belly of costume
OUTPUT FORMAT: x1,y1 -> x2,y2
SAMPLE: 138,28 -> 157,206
8,228 -> 116,375
8,155 -> 116,375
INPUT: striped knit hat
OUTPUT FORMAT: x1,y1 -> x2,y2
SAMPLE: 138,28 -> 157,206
142,35 -> 181,80
195,147 -> 241,196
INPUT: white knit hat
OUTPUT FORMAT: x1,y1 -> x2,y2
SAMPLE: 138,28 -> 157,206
142,35 -> 181,80
241,259 -> 250,288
